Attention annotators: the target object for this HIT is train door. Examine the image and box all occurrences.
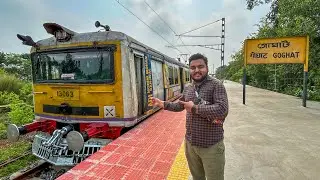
[134,54,144,115]
[179,68,184,93]
[151,60,164,100]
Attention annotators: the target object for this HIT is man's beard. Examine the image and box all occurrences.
[192,73,207,83]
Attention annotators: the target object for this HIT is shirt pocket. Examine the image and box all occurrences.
[185,90,196,102]
[200,89,214,104]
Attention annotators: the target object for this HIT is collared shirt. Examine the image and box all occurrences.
[164,75,229,147]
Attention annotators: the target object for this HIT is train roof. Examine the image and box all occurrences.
[36,26,189,68]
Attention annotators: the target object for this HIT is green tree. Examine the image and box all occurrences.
[222,0,320,101]
[0,52,32,81]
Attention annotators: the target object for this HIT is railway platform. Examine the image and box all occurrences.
[57,108,188,180]
[57,80,320,180]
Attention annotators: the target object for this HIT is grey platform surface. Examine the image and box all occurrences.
[224,81,320,180]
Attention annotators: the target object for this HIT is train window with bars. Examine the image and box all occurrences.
[185,70,188,82]
[186,71,190,82]
[168,66,174,85]
[174,68,178,84]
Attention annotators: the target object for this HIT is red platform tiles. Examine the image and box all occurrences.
[57,109,186,180]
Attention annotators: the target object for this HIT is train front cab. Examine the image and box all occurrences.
[7,40,132,166]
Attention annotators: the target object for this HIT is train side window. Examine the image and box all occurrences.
[174,68,178,84]
[185,70,187,82]
[169,66,174,85]
[185,71,190,82]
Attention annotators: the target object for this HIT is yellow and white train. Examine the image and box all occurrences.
[7,21,190,166]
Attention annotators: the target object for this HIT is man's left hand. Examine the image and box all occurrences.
[178,100,194,112]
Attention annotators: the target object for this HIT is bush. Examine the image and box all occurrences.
[0,73,23,95]
[19,83,33,105]
[0,123,6,130]
[0,113,9,140]
[230,69,243,82]
[0,92,20,105]
[0,123,6,139]
[8,98,34,126]
[309,87,320,101]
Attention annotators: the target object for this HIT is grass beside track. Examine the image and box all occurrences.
[0,140,39,178]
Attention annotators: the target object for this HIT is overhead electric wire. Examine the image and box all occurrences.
[177,36,191,54]
[143,0,222,54]
[177,35,222,38]
[114,0,186,57]
[144,0,191,54]
[144,0,177,35]
[167,44,221,47]
[178,19,222,36]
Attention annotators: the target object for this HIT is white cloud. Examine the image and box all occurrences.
[112,0,270,70]
[1,0,96,53]
[0,0,270,72]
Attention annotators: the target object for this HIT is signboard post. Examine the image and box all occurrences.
[243,36,309,107]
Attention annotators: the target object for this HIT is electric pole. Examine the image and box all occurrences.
[221,18,225,82]
[165,18,225,79]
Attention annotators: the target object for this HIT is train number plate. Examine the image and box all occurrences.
[53,89,79,100]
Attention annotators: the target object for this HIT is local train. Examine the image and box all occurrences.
[7,21,190,166]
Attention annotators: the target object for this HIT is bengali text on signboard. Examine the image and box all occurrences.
[245,36,308,65]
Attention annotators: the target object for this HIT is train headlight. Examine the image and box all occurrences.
[66,131,84,152]
[7,124,20,141]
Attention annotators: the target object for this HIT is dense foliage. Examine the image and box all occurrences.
[217,0,320,101]
[0,52,34,138]
[0,53,38,179]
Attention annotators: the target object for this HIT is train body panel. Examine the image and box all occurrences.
[9,22,191,166]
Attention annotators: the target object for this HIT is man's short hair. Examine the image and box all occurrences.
[188,53,208,66]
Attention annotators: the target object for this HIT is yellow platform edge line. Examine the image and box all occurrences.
[167,140,190,180]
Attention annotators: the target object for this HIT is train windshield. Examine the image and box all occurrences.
[32,50,114,83]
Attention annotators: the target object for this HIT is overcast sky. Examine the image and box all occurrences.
[0,0,270,72]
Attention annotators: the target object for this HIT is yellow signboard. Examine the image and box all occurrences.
[243,36,310,107]
[245,36,309,66]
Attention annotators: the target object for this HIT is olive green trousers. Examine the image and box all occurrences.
[185,139,225,180]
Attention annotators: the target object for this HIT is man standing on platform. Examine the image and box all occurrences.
[152,53,229,180]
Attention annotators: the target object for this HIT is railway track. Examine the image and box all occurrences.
[0,151,32,169]
[4,160,70,180]
[7,160,49,180]
[0,151,70,180]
